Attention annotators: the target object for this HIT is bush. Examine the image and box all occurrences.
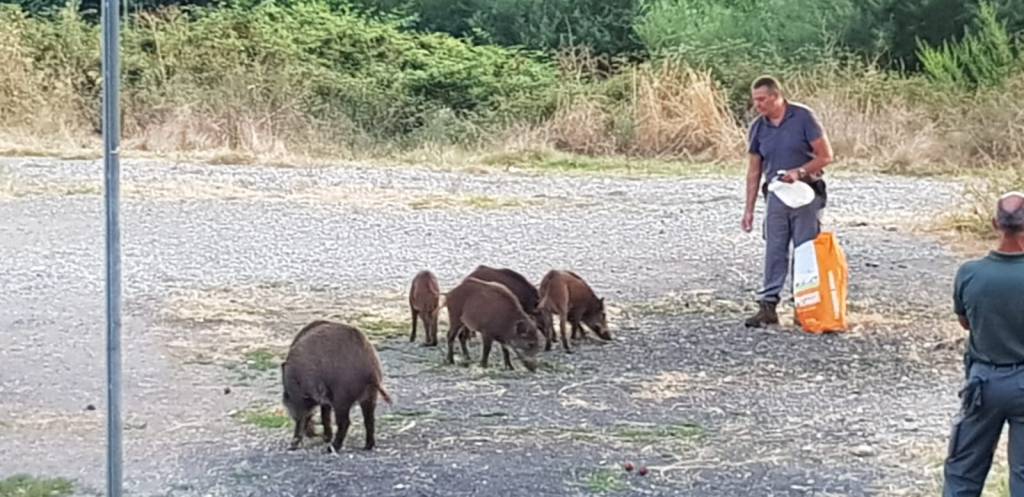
[632,0,858,112]
[0,0,561,154]
[348,0,644,58]
[917,0,1021,90]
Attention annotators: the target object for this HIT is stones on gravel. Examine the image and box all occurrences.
[850,445,877,458]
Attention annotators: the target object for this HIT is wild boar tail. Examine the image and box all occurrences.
[376,384,393,405]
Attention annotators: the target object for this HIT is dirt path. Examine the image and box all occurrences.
[0,157,971,496]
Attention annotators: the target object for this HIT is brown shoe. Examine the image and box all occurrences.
[744,301,779,327]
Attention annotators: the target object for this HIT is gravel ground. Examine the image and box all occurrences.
[0,156,974,496]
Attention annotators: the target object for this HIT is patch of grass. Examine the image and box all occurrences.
[478,149,740,178]
[349,313,409,342]
[234,407,290,430]
[207,152,257,166]
[58,151,101,161]
[581,468,628,494]
[0,147,53,158]
[408,194,529,210]
[242,348,279,371]
[940,167,1024,239]
[225,349,282,383]
[0,474,75,497]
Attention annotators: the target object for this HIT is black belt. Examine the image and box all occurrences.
[973,359,1024,370]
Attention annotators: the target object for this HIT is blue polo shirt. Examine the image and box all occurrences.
[747,101,824,180]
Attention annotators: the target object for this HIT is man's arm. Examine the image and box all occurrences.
[745,153,763,215]
[801,135,833,177]
[784,109,833,182]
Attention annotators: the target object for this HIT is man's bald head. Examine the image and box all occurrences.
[996,191,1024,234]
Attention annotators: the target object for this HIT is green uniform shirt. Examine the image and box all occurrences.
[955,251,1024,365]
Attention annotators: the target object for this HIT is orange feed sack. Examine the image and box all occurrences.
[792,231,849,333]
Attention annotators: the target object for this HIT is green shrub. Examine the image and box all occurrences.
[0,0,561,152]
[917,0,1021,90]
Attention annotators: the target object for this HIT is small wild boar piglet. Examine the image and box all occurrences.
[443,277,544,371]
[465,264,554,350]
[538,270,610,353]
[409,270,441,346]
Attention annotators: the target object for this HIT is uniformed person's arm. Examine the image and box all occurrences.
[954,266,971,331]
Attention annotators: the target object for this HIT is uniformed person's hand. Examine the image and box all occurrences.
[741,210,754,232]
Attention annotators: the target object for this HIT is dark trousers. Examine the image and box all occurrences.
[943,361,1024,497]
[756,185,824,304]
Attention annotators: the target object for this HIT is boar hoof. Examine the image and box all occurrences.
[288,440,301,451]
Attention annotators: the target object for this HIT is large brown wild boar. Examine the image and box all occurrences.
[281,320,393,452]
[465,265,554,349]
[538,270,610,353]
[443,277,543,371]
[408,270,441,346]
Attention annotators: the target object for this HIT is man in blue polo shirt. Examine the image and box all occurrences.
[742,75,834,327]
[943,192,1024,497]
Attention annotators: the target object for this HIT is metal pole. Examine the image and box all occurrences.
[101,0,122,491]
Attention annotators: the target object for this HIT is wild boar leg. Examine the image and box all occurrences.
[320,404,333,443]
[427,310,439,346]
[458,326,471,360]
[480,335,493,368]
[572,319,586,340]
[543,312,554,351]
[360,394,377,450]
[328,398,353,453]
[409,308,419,343]
[303,410,316,438]
[501,344,515,370]
[289,407,311,450]
[446,324,460,364]
[559,313,572,353]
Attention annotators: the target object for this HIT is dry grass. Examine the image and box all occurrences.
[0,169,565,211]
[939,167,1024,238]
[407,194,534,210]
[475,148,742,178]
[157,282,413,367]
[621,290,758,318]
[542,59,745,163]
[625,61,746,160]
[884,435,1010,497]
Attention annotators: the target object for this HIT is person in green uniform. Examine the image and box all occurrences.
[943,191,1024,497]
